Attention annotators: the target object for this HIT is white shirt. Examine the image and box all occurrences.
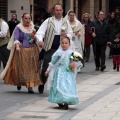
[0,19,9,38]
[35,16,73,42]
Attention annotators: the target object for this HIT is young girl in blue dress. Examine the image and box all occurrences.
[45,37,79,110]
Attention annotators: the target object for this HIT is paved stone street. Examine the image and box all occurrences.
[0,47,120,120]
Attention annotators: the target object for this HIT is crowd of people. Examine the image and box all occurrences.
[0,3,120,110]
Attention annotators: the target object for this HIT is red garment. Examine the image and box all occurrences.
[84,25,92,45]
[113,56,120,67]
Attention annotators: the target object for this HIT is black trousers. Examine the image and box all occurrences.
[84,45,91,61]
[93,44,107,68]
[40,48,57,84]
[0,44,10,68]
[109,46,113,57]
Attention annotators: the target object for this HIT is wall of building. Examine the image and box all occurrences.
[80,0,108,20]
[48,0,62,8]
[94,0,99,13]
[8,0,30,21]
[89,0,95,20]
[7,0,109,22]
[81,0,90,14]
[102,0,108,16]
[65,0,71,14]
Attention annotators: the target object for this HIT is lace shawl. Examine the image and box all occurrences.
[47,47,74,90]
[65,10,85,50]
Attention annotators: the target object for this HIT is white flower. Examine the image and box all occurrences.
[73,52,79,57]
[61,26,66,31]
[79,53,83,58]
[74,52,82,58]
[70,56,73,59]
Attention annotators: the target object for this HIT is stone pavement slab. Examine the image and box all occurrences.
[72,88,120,120]
[1,70,120,120]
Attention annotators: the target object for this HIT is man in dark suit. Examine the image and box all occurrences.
[89,11,109,71]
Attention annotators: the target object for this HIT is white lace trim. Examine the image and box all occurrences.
[47,56,64,90]
[17,22,35,34]
[47,63,54,72]
[14,40,20,45]
[57,69,78,98]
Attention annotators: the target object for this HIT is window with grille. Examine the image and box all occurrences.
[0,0,7,21]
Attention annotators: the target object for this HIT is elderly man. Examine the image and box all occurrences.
[35,3,73,93]
[0,14,10,68]
[89,11,109,71]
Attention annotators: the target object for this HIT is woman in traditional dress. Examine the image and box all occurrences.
[0,13,42,93]
[65,10,85,72]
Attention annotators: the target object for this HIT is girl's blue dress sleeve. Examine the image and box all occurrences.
[51,56,60,64]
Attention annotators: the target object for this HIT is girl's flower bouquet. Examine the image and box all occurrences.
[69,51,83,72]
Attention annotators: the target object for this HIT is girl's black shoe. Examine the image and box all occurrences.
[64,103,68,110]
[58,103,64,107]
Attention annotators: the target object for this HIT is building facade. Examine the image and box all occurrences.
[0,0,120,23]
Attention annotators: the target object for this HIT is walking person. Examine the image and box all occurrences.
[8,13,20,37]
[108,33,120,71]
[107,11,120,58]
[89,11,109,71]
[65,10,84,56]
[115,7,120,23]
[0,13,42,93]
[0,14,10,68]
[35,3,73,93]
[65,10,84,72]
[45,37,80,110]
[82,13,92,62]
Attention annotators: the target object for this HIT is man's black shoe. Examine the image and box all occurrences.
[38,85,44,93]
[95,67,99,71]
[101,65,106,71]
[17,86,21,90]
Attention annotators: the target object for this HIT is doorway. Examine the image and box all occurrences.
[34,0,48,26]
